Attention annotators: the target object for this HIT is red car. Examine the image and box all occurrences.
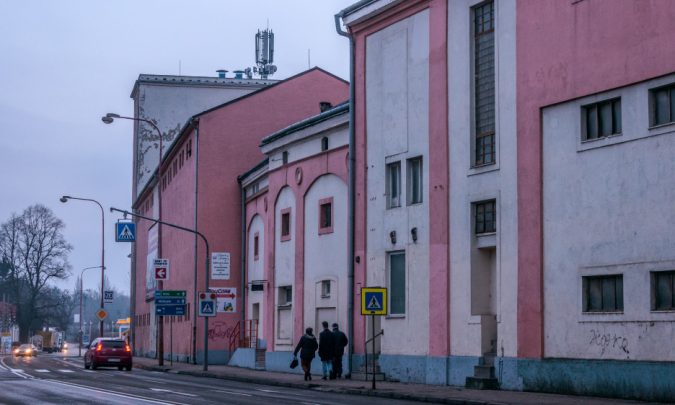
[84,338,132,371]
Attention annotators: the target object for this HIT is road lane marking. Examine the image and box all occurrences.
[36,369,50,373]
[150,388,198,397]
[212,389,252,397]
[59,369,75,373]
[41,379,189,405]
[257,389,281,393]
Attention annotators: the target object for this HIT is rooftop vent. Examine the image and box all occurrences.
[216,69,228,79]
[233,70,245,79]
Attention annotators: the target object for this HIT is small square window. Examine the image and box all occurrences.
[253,232,259,261]
[582,98,622,141]
[278,286,292,306]
[321,280,331,298]
[650,84,675,127]
[321,137,329,151]
[583,275,623,313]
[651,271,675,311]
[318,197,333,235]
[280,208,291,242]
[282,151,289,165]
[187,139,192,158]
[386,161,401,209]
[474,200,496,235]
[407,157,423,205]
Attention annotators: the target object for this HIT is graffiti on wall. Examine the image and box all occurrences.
[589,329,629,357]
[208,322,233,340]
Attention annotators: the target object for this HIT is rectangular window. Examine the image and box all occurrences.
[389,252,406,315]
[278,286,292,306]
[253,232,259,261]
[318,197,333,235]
[583,275,623,313]
[280,208,291,242]
[650,84,675,126]
[583,98,622,141]
[473,0,496,166]
[407,157,423,205]
[386,161,401,208]
[321,280,331,298]
[321,137,329,151]
[475,200,496,234]
[652,271,675,311]
[282,151,289,165]
[186,139,192,158]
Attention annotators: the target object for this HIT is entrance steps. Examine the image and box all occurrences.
[465,352,499,390]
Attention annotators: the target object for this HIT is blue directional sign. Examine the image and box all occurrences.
[156,298,186,305]
[155,304,186,316]
[115,222,136,242]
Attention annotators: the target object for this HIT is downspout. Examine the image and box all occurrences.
[192,120,200,364]
[239,178,247,348]
[335,12,356,378]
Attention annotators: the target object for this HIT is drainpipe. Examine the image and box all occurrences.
[192,120,200,364]
[335,12,355,378]
[239,178,247,348]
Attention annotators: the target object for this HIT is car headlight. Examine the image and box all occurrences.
[26,349,31,353]
[13,349,18,353]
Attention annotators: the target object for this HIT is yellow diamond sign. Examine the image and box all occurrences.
[96,309,108,321]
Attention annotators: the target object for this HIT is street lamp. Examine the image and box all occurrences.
[103,112,166,365]
[60,195,105,338]
[78,266,102,357]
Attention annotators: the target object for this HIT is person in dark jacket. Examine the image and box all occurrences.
[293,327,318,381]
[318,321,336,380]
[332,323,348,379]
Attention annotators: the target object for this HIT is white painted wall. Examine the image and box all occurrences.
[303,174,349,337]
[365,10,430,356]
[134,80,269,196]
[274,186,296,350]
[542,74,675,361]
[447,0,518,358]
[247,214,265,341]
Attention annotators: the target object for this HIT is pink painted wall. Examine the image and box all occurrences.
[516,0,675,358]
[192,68,348,353]
[348,0,448,356]
[265,146,349,349]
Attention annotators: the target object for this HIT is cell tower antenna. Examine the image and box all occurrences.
[254,28,277,79]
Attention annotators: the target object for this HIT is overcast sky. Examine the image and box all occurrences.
[0,0,354,296]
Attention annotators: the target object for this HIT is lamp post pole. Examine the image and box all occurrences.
[60,196,105,338]
[103,113,165,366]
[78,266,102,357]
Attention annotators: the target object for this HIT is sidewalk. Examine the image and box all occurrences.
[132,357,658,405]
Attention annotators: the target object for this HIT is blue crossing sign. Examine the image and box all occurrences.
[361,287,387,316]
[198,292,217,317]
[115,222,136,242]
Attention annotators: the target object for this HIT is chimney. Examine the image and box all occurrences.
[233,70,245,79]
[216,70,228,79]
[319,101,332,112]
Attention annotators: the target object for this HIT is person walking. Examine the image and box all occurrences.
[293,327,318,381]
[318,321,335,380]
[332,323,348,379]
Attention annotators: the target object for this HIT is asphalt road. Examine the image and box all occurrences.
[0,348,425,405]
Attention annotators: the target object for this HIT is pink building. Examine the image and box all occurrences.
[338,0,675,400]
[131,68,349,364]
[236,102,350,372]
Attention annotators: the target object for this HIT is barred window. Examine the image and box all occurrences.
[473,1,495,166]
[583,275,623,313]
[583,98,622,141]
[475,200,496,235]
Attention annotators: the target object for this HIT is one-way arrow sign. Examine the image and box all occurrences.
[153,258,169,280]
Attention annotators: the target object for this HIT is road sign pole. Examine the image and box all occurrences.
[372,314,376,390]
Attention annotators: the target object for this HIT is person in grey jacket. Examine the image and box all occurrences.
[294,327,318,381]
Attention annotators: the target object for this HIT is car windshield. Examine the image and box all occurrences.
[19,344,31,349]
[102,340,126,348]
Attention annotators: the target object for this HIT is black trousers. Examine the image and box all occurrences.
[333,355,343,377]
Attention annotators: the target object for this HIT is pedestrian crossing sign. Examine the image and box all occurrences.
[199,295,217,317]
[115,221,136,242]
[361,287,387,316]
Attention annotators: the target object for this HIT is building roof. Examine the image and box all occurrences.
[130,74,277,98]
[237,158,269,185]
[260,101,349,147]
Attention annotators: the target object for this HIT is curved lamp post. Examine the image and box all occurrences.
[103,112,166,366]
[78,265,102,357]
[60,195,105,339]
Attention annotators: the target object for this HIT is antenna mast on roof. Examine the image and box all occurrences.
[253,28,277,79]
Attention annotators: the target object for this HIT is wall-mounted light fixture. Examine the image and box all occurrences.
[411,227,418,243]
[389,230,397,244]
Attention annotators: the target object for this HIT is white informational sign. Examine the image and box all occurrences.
[145,224,158,299]
[153,258,170,280]
[104,290,114,304]
[211,252,230,280]
[74,314,80,323]
[209,287,237,313]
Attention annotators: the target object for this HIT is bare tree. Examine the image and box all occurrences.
[0,205,72,341]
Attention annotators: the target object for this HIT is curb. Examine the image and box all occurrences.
[134,362,504,405]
